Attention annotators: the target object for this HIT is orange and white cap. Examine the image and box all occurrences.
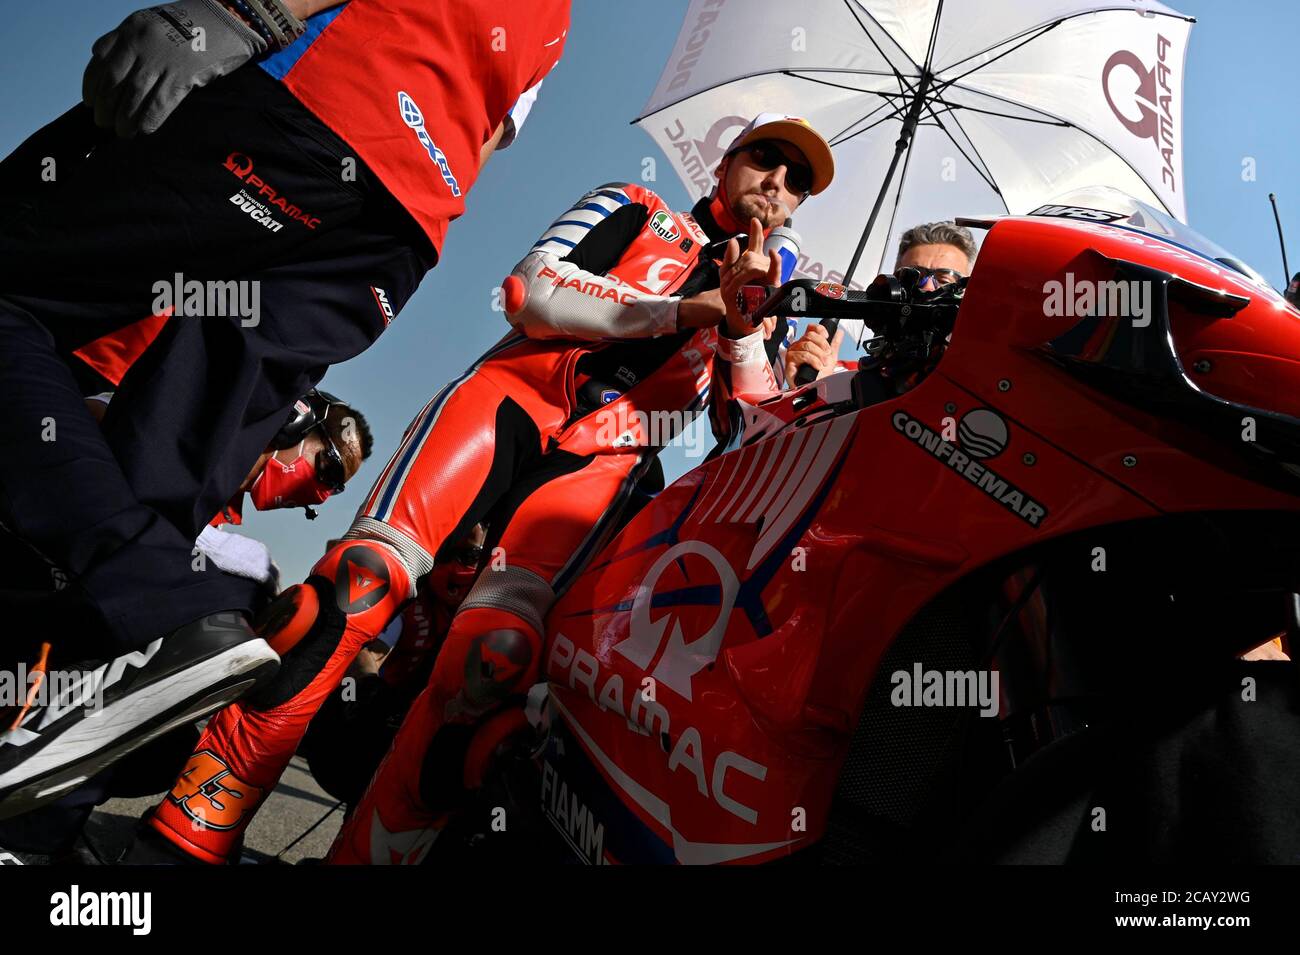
[724,112,835,195]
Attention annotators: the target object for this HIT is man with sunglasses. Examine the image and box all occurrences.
[719,220,979,407]
[894,221,977,291]
[232,390,365,520]
[131,112,834,865]
[775,220,978,387]
[189,390,369,623]
[77,387,369,528]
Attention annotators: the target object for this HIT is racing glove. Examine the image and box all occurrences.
[82,1,270,138]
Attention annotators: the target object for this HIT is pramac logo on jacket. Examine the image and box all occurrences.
[224,152,255,179]
[221,152,321,231]
[536,265,639,305]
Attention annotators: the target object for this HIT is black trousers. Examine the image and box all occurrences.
[0,66,435,652]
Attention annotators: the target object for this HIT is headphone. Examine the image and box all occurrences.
[271,389,342,451]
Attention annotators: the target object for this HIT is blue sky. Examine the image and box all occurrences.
[2,0,1297,584]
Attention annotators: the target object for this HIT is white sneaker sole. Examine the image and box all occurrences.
[0,638,278,819]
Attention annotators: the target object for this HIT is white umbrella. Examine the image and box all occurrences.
[636,0,1194,290]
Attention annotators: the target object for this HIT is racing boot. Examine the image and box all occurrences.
[143,538,412,863]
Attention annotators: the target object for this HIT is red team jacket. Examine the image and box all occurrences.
[75,0,571,394]
[258,0,571,253]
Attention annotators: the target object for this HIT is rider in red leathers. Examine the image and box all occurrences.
[136,113,834,865]
[299,528,486,805]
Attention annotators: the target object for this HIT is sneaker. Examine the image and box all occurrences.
[0,842,97,865]
[0,612,278,819]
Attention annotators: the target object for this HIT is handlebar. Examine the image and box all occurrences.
[739,275,964,336]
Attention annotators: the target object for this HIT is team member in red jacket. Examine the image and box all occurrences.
[0,0,570,815]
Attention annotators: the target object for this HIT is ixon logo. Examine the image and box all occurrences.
[398,92,462,197]
[372,286,395,326]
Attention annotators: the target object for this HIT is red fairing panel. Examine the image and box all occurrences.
[542,215,1300,863]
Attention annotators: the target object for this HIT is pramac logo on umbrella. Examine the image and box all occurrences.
[1102,34,1180,194]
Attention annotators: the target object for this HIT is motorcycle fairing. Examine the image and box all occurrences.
[1041,252,1300,491]
[541,213,1300,863]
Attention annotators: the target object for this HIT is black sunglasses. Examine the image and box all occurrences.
[740,140,813,196]
[896,265,966,288]
[308,396,349,493]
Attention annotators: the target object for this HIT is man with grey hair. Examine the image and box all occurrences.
[780,220,978,384]
[895,221,978,290]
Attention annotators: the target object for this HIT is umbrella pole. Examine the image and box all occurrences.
[843,72,932,287]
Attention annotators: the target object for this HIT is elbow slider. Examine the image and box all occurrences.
[502,275,526,316]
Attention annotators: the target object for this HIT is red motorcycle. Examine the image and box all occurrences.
[439,197,1300,864]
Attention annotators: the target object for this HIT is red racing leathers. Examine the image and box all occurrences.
[145,183,776,864]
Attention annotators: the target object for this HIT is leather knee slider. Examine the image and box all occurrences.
[311,537,414,625]
[255,582,320,657]
[441,607,540,712]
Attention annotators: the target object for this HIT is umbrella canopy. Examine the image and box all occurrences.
[636,0,1194,287]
